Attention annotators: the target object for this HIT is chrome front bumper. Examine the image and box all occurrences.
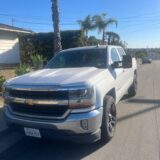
[4,106,103,134]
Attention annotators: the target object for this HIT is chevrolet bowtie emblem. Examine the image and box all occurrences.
[25,99,34,105]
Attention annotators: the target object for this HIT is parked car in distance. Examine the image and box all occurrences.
[142,57,152,64]
[2,45,137,144]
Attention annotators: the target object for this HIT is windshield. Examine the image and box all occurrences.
[45,49,107,69]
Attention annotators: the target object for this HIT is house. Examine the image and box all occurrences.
[0,23,32,65]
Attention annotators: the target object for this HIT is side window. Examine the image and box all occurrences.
[111,48,120,63]
[117,48,126,59]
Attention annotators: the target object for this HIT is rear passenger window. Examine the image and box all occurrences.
[111,48,120,63]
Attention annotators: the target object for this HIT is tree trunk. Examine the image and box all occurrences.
[86,30,88,37]
[52,0,62,54]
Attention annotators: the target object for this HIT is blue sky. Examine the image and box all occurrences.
[0,0,160,48]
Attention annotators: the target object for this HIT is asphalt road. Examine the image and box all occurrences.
[0,61,160,160]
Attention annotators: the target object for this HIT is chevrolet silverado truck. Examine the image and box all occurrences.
[2,45,137,143]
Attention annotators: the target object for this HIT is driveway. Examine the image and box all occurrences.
[0,97,7,132]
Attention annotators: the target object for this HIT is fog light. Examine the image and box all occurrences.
[81,119,88,130]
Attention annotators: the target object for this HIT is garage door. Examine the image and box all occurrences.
[0,31,20,64]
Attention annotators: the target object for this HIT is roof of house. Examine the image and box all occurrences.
[0,23,32,34]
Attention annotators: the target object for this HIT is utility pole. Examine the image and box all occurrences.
[12,18,15,26]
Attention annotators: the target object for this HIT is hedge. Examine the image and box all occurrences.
[19,30,84,64]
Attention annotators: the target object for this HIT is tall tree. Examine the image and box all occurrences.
[51,0,62,53]
[77,15,95,37]
[92,13,118,44]
[105,31,120,45]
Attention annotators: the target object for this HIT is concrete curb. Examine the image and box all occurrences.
[0,129,24,154]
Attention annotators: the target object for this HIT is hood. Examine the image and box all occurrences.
[7,67,106,87]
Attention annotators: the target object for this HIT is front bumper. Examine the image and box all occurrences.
[4,106,103,143]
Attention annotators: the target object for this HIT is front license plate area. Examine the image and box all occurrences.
[24,127,41,138]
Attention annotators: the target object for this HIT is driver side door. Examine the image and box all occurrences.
[109,47,126,102]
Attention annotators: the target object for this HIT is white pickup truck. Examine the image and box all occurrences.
[3,45,137,143]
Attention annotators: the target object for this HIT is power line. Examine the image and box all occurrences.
[0,13,49,19]
[7,16,160,27]
[0,12,160,26]
[116,11,160,20]
[118,20,160,28]
[0,11,160,34]
[0,11,160,22]
[14,19,78,26]
[120,24,160,36]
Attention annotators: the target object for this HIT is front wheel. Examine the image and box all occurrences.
[100,96,117,144]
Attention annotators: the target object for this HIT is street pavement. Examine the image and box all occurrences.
[0,97,7,132]
[0,61,160,160]
[0,96,24,154]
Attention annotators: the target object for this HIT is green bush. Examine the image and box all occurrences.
[0,76,6,92]
[15,64,30,76]
[19,30,84,64]
[31,54,46,69]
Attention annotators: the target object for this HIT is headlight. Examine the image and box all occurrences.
[69,87,95,109]
[2,82,9,98]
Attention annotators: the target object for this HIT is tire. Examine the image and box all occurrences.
[100,96,117,144]
[128,73,137,97]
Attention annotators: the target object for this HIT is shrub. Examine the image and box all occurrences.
[0,76,6,92]
[19,30,84,64]
[15,64,30,76]
[31,54,46,69]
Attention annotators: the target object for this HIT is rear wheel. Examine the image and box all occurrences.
[100,96,117,144]
[128,73,137,97]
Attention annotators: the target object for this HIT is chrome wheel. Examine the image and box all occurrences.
[101,96,117,143]
[107,104,116,134]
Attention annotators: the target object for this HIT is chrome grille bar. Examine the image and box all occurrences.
[6,96,68,106]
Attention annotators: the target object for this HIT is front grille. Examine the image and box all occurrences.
[7,89,69,119]
[9,90,69,100]
[9,103,68,118]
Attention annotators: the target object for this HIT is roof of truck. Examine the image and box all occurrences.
[62,45,121,52]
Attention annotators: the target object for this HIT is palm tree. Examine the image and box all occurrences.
[105,32,120,45]
[51,0,62,53]
[92,13,118,44]
[77,15,95,37]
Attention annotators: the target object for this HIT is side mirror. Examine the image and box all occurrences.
[111,61,123,69]
[122,55,132,68]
